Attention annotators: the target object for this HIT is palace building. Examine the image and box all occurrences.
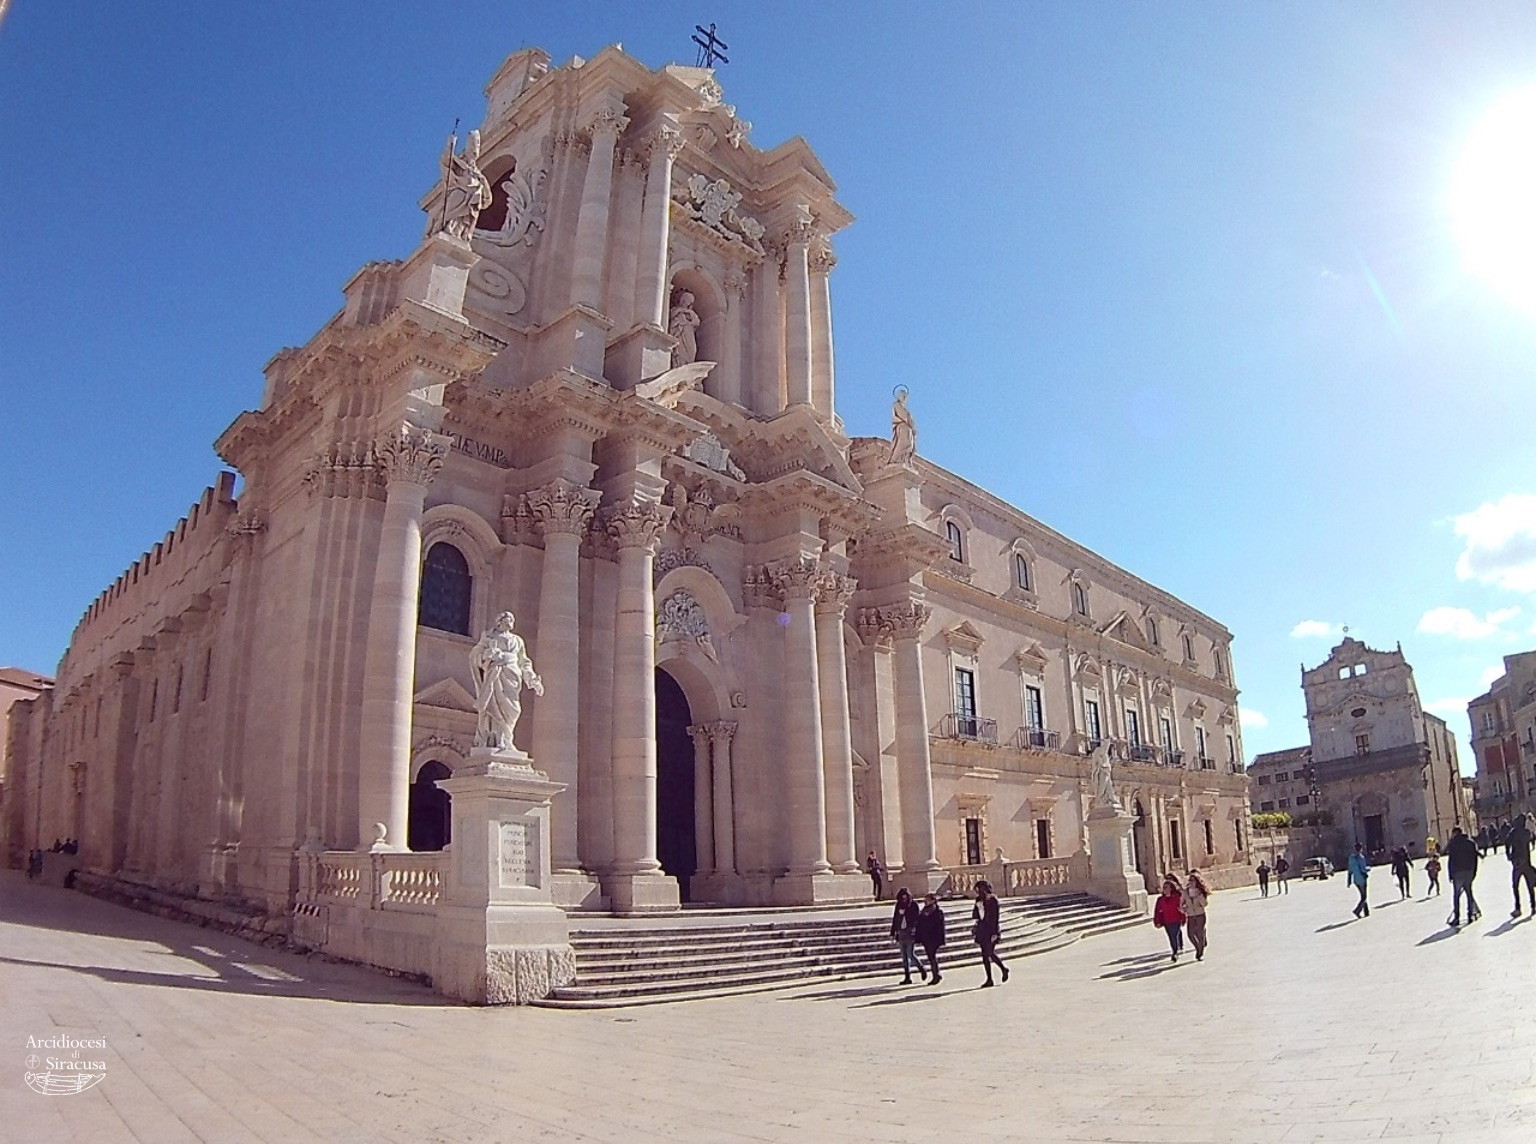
[4,45,1252,949]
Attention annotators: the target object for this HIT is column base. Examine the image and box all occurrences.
[770,871,871,906]
[551,871,608,911]
[604,872,680,915]
[889,867,950,900]
[688,871,744,905]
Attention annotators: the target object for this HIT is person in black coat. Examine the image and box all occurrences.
[1446,826,1481,926]
[915,893,947,984]
[890,888,926,983]
[972,880,1009,987]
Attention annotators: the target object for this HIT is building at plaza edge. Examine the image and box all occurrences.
[2,44,1253,1002]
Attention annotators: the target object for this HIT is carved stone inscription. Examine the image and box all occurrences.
[498,820,536,888]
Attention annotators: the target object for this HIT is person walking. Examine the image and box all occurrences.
[1153,875,1187,961]
[971,881,1009,987]
[915,893,947,984]
[1348,843,1371,918]
[1181,870,1211,961]
[1477,825,1491,857]
[1256,859,1271,898]
[890,888,926,984]
[1446,826,1481,926]
[1506,812,1535,919]
[1391,846,1412,900]
[1274,855,1291,895]
[1425,851,1442,897]
[867,850,884,901]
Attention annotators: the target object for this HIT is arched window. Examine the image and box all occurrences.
[419,543,472,635]
[945,521,964,563]
[1182,633,1195,662]
[1014,553,1032,591]
[1072,582,1089,617]
[407,760,452,852]
[1145,617,1159,647]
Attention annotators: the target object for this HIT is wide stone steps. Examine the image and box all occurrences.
[538,892,1140,1008]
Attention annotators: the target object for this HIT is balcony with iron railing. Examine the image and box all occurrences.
[1198,755,1216,770]
[1165,748,1186,768]
[1126,744,1159,764]
[938,712,999,744]
[1009,725,1062,751]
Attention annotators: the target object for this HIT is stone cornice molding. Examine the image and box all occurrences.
[375,425,448,489]
[523,479,601,538]
[603,501,671,552]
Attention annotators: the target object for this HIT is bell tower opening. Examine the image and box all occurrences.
[655,667,698,901]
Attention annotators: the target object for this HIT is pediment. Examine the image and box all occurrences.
[1186,698,1208,721]
[1099,610,1152,653]
[1013,642,1049,674]
[414,678,477,713]
[942,622,985,655]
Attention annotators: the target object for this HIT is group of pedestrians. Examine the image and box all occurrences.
[1151,870,1211,962]
[1254,857,1290,897]
[887,880,1011,988]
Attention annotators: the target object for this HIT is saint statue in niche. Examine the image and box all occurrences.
[469,611,543,752]
[889,386,917,465]
[439,129,493,242]
[669,290,701,367]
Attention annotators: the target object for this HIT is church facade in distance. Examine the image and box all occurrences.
[5,46,1252,992]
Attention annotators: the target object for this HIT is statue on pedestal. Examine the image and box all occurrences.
[439,129,493,242]
[889,386,916,465]
[469,611,543,752]
[1089,740,1121,813]
[668,290,701,367]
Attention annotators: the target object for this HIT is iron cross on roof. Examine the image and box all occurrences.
[692,23,729,67]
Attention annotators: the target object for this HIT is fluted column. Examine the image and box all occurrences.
[721,271,746,406]
[782,213,815,406]
[525,478,600,873]
[815,570,859,874]
[752,257,781,414]
[571,106,629,310]
[605,501,672,877]
[689,724,715,875]
[635,121,685,326]
[358,426,445,851]
[889,601,940,871]
[809,240,837,417]
[774,557,832,876]
[709,720,737,873]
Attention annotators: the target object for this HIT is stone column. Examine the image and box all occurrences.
[689,724,715,875]
[815,570,859,874]
[709,720,737,874]
[721,271,746,406]
[635,121,685,327]
[571,106,629,310]
[775,557,832,876]
[752,257,781,414]
[782,215,815,407]
[809,240,837,417]
[524,479,600,874]
[358,426,445,851]
[603,501,678,912]
[889,601,942,877]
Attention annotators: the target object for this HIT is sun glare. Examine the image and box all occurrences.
[1450,87,1537,311]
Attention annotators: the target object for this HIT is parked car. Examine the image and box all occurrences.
[1298,856,1335,880]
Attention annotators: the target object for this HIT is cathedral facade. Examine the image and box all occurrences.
[4,46,1252,927]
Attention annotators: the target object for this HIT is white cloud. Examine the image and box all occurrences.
[1290,620,1343,639]
[1453,493,1537,593]
[1479,663,1505,688]
[1239,708,1269,730]
[1426,697,1470,717]
[1416,605,1522,640]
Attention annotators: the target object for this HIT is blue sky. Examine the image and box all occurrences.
[1,2,1533,767]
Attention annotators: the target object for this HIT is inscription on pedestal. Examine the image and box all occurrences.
[498,820,536,887]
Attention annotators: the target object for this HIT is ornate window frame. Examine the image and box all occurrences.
[1003,537,1039,608]
[420,505,502,641]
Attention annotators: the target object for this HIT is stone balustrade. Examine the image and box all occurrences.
[941,852,1092,899]
[302,849,444,913]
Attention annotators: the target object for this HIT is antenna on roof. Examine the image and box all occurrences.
[692,23,729,67]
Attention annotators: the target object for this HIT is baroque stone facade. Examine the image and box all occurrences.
[1467,650,1536,830]
[3,44,1254,932]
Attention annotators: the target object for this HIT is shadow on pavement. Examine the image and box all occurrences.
[1101,952,1168,967]
[1314,920,1357,933]
[1098,959,1185,981]
[783,983,894,1002]
[1482,916,1529,938]
[851,990,952,1009]
[1415,927,1463,946]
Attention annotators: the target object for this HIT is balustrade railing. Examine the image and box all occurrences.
[1009,726,1061,751]
[1127,744,1158,763]
[941,852,1091,899]
[301,849,445,913]
[939,712,999,744]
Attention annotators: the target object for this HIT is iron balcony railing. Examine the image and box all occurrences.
[1198,755,1216,770]
[939,712,998,744]
[1127,744,1159,763]
[1165,749,1186,768]
[1009,726,1061,751]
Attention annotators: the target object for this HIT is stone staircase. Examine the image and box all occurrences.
[538,892,1142,1008]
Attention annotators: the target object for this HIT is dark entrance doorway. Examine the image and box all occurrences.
[1362,813,1385,857]
[408,760,452,851]
[654,668,697,901]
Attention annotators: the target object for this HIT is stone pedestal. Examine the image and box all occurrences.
[603,323,676,389]
[397,232,478,318]
[605,872,680,915]
[433,750,576,1004]
[1086,808,1149,915]
[771,871,871,906]
[889,867,951,900]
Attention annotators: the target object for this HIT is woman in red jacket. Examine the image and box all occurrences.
[1152,874,1187,962]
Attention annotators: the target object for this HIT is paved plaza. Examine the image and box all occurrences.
[1,866,1532,1143]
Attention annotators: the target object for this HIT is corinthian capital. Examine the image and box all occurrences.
[813,569,856,615]
[769,555,822,600]
[603,501,671,552]
[648,123,686,161]
[375,426,447,489]
[586,106,630,141]
[809,239,837,275]
[884,600,931,639]
[523,479,601,538]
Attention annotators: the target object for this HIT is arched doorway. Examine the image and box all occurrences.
[1132,799,1156,892]
[654,668,697,901]
[408,760,452,852]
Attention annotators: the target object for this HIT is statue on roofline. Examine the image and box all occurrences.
[439,129,493,242]
[889,386,916,466]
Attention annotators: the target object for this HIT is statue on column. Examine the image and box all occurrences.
[669,289,701,366]
[889,385,917,465]
[469,611,544,751]
[439,129,494,242]
[1089,740,1121,812]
